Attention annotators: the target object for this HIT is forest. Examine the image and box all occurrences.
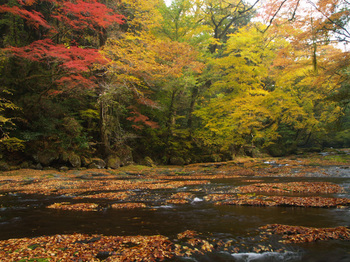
[0,0,349,170]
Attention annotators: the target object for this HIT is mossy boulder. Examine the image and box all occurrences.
[107,155,121,169]
[170,156,185,166]
[143,156,156,167]
[0,161,9,171]
[81,156,92,167]
[88,158,106,169]
[36,151,59,166]
[114,145,133,166]
[68,153,81,168]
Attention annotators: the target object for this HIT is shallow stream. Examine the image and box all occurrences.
[0,165,350,261]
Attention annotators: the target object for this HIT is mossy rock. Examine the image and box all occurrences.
[89,158,106,169]
[143,156,156,167]
[37,151,59,166]
[107,155,121,169]
[81,156,92,167]
[170,157,185,166]
[68,153,81,168]
[0,161,9,171]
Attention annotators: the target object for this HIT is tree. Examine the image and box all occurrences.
[0,0,124,158]
[194,23,284,155]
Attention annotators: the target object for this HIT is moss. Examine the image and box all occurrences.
[0,137,25,152]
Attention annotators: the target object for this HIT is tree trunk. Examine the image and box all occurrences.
[187,86,199,133]
[99,91,111,157]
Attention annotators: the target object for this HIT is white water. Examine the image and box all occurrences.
[231,251,302,262]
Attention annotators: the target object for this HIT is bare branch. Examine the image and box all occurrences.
[307,0,350,40]
[262,0,289,33]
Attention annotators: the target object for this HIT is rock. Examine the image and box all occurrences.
[81,156,92,167]
[88,163,99,169]
[114,145,133,166]
[89,158,106,169]
[0,161,9,171]
[35,163,43,170]
[68,153,81,168]
[59,166,69,172]
[143,156,156,167]
[43,167,55,170]
[107,155,121,169]
[20,161,30,169]
[37,151,59,166]
[170,156,185,166]
[60,152,69,163]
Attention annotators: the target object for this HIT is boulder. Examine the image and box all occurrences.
[81,156,92,167]
[107,155,121,169]
[88,158,106,169]
[114,145,133,166]
[60,151,69,163]
[20,161,30,169]
[35,163,43,170]
[170,156,185,166]
[0,161,9,171]
[37,151,59,166]
[60,166,69,172]
[143,156,155,167]
[68,153,81,168]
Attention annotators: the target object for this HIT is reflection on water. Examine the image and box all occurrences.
[0,174,350,261]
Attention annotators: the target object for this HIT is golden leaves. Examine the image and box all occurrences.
[0,233,174,262]
[47,202,99,212]
[259,224,350,243]
[111,203,147,209]
[74,191,135,201]
[237,182,345,194]
[166,192,196,204]
[213,194,350,208]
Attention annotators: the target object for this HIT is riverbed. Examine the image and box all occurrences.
[0,152,349,261]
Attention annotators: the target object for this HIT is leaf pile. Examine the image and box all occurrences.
[74,191,135,200]
[47,202,99,212]
[111,203,147,209]
[215,195,350,208]
[0,177,209,196]
[237,182,345,194]
[0,233,174,261]
[0,230,229,261]
[259,224,350,243]
[166,192,196,204]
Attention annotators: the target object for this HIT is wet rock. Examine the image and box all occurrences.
[68,153,81,168]
[107,155,121,169]
[59,166,69,172]
[96,251,113,260]
[88,158,106,169]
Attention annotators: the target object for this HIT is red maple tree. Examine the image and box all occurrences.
[1,0,124,90]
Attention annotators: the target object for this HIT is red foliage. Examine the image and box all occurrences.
[1,0,124,91]
[52,0,124,32]
[0,5,50,29]
[8,39,108,72]
[0,0,124,32]
[127,107,159,129]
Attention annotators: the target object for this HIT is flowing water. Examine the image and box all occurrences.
[0,165,350,261]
